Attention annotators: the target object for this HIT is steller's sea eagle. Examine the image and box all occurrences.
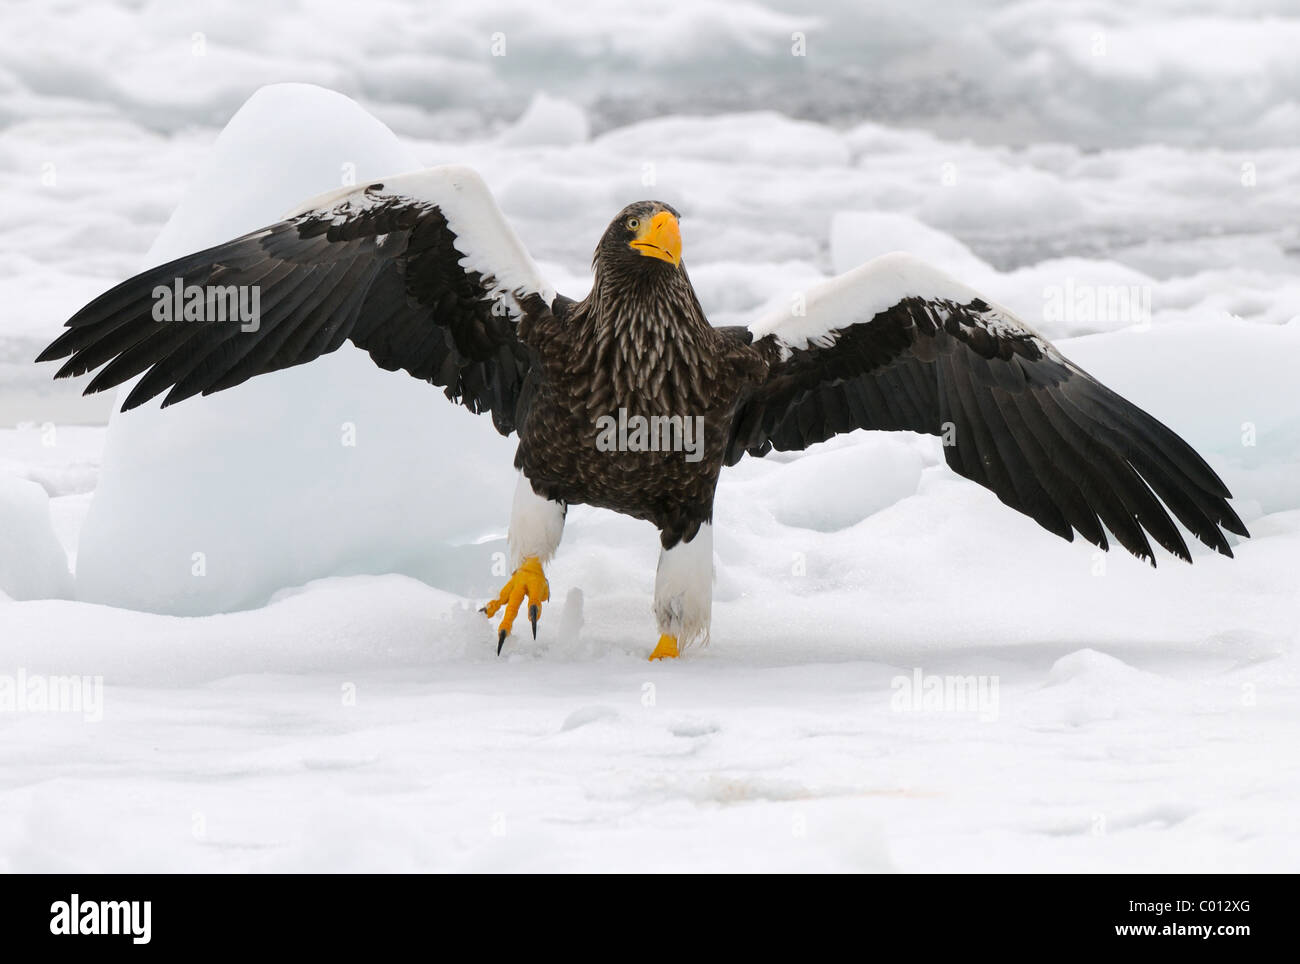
[37,166,1249,659]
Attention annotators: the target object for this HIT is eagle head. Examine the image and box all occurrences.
[595,201,683,272]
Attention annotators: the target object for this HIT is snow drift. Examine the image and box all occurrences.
[0,476,73,601]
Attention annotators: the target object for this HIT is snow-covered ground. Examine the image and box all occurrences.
[1,1,1298,872]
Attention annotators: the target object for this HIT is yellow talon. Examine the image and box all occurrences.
[648,634,679,661]
[482,556,549,653]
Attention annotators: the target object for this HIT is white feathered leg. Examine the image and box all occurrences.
[485,473,566,652]
[650,523,713,659]
[507,472,566,569]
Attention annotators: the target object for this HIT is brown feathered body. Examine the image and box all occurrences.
[516,210,768,548]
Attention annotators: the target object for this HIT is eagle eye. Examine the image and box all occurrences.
[626,217,640,231]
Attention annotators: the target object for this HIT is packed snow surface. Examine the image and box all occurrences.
[2,1,1299,871]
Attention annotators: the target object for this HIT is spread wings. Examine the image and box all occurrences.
[727,252,1247,564]
[36,165,555,435]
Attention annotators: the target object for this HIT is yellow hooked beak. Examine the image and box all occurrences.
[629,210,682,266]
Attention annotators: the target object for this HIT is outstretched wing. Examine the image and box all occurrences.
[37,165,556,435]
[727,252,1247,564]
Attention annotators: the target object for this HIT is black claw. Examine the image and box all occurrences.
[497,628,507,655]
[529,604,540,639]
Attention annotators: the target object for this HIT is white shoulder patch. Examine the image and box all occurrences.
[749,251,1048,351]
[283,165,556,313]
